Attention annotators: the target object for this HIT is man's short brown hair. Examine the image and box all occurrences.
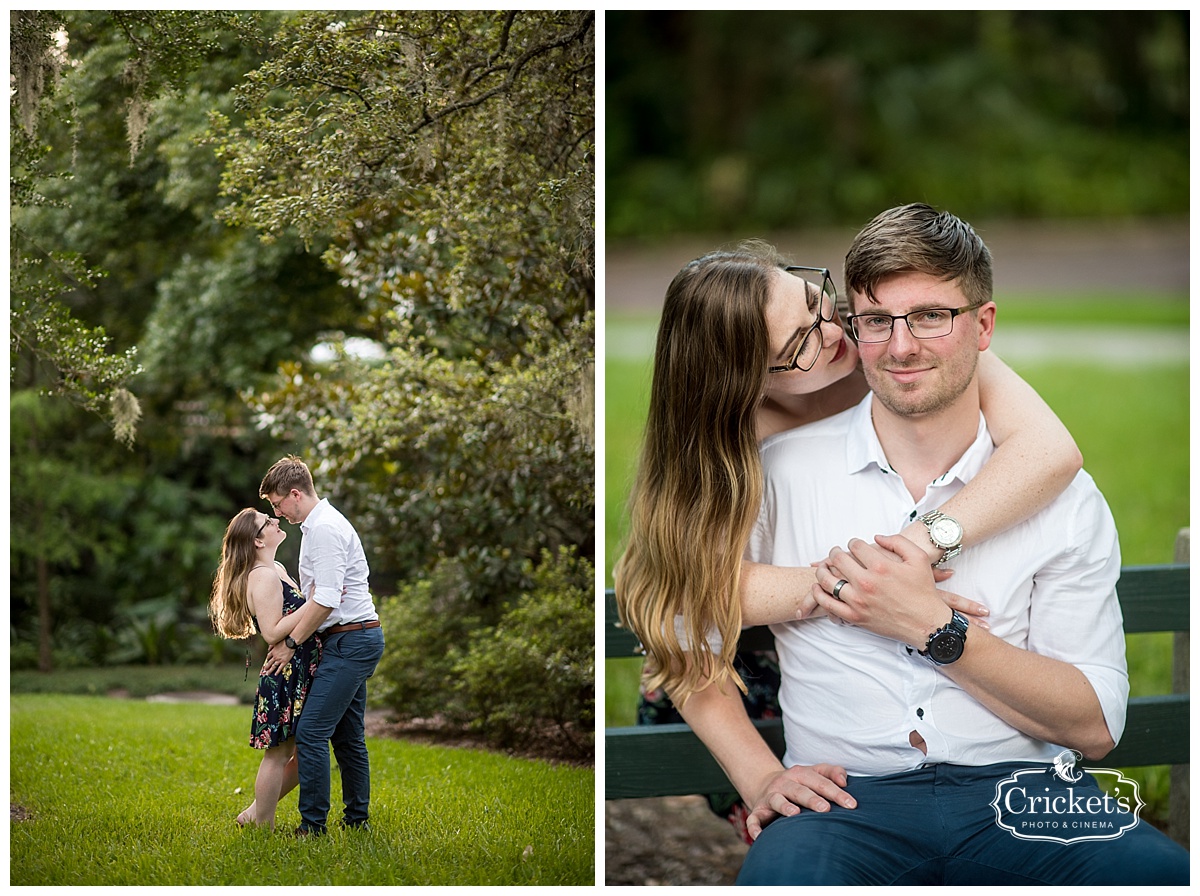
[259,455,315,500]
[844,203,993,311]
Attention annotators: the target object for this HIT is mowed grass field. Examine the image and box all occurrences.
[10,694,594,886]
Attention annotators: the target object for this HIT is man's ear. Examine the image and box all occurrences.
[975,301,997,352]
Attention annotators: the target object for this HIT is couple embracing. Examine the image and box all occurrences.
[210,456,385,836]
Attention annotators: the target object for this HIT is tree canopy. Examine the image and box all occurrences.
[10,6,595,730]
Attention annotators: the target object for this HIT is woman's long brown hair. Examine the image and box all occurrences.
[209,508,264,639]
[614,246,778,705]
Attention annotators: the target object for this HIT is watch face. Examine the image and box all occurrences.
[930,518,962,547]
[929,631,964,664]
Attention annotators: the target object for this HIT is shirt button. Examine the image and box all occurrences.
[916,707,925,719]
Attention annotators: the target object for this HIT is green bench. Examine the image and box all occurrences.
[605,530,1189,849]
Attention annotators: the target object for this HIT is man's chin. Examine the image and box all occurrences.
[869,383,937,418]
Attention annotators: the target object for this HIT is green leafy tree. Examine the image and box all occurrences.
[9,11,336,664]
[10,10,260,444]
[9,391,127,670]
[606,10,1188,235]
[212,10,596,602]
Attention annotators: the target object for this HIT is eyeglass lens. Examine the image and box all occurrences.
[790,274,836,371]
[852,308,960,343]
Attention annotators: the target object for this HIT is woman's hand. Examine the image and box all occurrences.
[745,763,857,841]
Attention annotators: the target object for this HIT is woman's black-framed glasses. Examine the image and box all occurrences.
[256,515,271,537]
[768,266,838,373]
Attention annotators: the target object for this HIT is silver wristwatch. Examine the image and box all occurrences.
[918,510,963,567]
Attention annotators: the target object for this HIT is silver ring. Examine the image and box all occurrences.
[832,579,848,599]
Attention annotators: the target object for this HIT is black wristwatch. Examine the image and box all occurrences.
[919,610,968,665]
[284,635,298,650]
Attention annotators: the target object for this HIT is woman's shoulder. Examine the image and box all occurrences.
[247,565,283,594]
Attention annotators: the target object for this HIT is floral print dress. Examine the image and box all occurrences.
[249,579,321,749]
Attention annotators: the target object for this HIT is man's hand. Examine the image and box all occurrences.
[812,534,978,646]
[263,639,296,674]
[812,540,990,630]
[745,763,857,840]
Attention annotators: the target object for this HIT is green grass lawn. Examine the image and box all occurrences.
[603,298,1188,825]
[10,694,594,886]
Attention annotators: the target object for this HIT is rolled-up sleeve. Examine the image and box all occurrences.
[1026,481,1129,744]
[305,523,348,611]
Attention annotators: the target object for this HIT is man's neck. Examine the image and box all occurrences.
[869,392,980,502]
[296,493,321,523]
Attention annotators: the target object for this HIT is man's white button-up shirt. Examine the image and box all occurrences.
[299,498,376,632]
[747,395,1128,777]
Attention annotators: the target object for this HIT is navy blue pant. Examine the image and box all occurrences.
[737,762,1189,885]
[295,626,385,832]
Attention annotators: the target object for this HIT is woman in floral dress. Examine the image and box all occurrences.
[210,507,321,830]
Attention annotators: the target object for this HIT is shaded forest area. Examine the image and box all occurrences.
[606,10,1187,238]
[11,11,595,754]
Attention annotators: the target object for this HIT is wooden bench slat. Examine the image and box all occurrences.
[605,721,784,800]
[604,694,1189,799]
[1113,564,1190,632]
[1105,694,1190,768]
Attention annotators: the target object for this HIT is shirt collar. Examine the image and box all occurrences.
[300,497,330,534]
[846,394,994,490]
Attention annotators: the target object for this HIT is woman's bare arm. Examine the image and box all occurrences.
[248,570,302,644]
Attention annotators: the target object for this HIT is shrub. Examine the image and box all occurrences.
[454,547,595,756]
[373,563,480,721]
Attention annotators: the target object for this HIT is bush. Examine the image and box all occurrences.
[373,563,480,721]
[373,547,595,758]
[454,547,595,756]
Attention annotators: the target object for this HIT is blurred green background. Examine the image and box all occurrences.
[607,10,1187,237]
[602,9,1188,825]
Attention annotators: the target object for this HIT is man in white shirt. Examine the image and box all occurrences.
[261,455,384,837]
[681,205,1188,884]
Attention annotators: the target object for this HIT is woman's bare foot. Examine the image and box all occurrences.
[236,804,257,827]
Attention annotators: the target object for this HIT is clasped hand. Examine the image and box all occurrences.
[812,533,989,645]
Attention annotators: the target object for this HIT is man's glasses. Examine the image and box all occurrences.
[848,304,982,344]
[768,266,838,373]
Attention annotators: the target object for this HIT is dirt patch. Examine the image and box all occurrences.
[604,796,748,885]
[364,712,593,768]
[11,804,33,822]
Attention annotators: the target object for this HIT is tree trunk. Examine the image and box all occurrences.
[36,552,53,673]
